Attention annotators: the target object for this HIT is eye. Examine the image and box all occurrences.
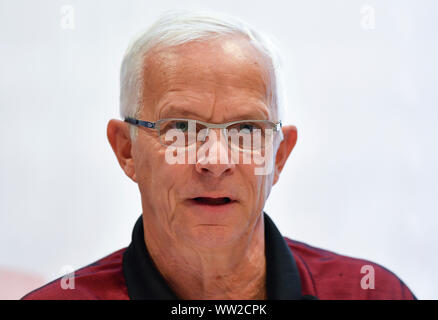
[239,123,255,133]
[172,121,189,132]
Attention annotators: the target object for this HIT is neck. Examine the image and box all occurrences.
[143,213,267,300]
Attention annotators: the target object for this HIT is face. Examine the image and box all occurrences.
[109,35,296,249]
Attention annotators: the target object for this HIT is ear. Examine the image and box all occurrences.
[273,125,298,185]
[107,119,137,182]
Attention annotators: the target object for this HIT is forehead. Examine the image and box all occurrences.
[140,35,274,119]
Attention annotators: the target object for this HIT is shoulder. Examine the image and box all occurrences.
[21,248,129,300]
[285,238,416,300]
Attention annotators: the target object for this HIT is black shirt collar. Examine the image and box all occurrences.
[123,212,307,300]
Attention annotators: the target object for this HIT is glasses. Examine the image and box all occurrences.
[124,117,283,152]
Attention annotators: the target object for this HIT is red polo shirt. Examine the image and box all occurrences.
[22,213,416,300]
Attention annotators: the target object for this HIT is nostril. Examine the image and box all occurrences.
[195,159,235,177]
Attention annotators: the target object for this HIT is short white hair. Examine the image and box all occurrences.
[120,10,286,134]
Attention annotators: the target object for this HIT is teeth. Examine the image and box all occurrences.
[194,197,231,205]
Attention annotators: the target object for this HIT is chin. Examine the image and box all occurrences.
[184,225,240,249]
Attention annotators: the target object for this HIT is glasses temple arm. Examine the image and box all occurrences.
[124,117,156,129]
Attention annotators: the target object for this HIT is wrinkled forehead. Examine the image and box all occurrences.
[140,35,276,119]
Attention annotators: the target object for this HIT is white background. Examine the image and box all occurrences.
[0,0,436,299]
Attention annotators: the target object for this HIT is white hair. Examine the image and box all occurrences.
[120,10,286,136]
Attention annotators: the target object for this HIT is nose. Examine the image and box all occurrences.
[195,129,236,177]
[195,159,235,177]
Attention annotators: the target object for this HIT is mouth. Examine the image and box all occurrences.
[191,197,234,206]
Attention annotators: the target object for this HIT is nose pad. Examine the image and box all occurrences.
[198,127,210,142]
[197,128,228,145]
[222,128,228,141]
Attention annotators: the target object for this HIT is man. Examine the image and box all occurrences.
[22,11,415,300]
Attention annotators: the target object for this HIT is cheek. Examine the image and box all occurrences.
[240,165,271,212]
[132,139,160,181]
[133,140,191,211]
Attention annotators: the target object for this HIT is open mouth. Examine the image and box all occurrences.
[192,197,233,206]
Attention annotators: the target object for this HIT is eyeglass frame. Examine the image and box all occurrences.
[124,117,284,149]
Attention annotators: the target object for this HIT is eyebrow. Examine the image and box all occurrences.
[158,105,270,122]
[158,106,203,119]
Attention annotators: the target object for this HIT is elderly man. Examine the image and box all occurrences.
[23,11,415,300]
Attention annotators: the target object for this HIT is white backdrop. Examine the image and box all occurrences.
[1,0,436,299]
